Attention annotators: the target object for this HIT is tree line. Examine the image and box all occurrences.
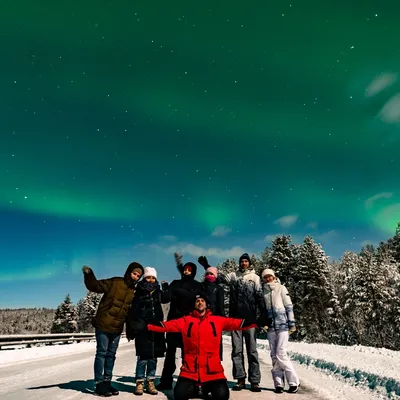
[2,223,400,350]
[218,223,400,350]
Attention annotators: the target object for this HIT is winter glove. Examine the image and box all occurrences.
[289,326,296,334]
[82,265,92,274]
[174,252,183,266]
[198,256,211,269]
[131,318,148,331]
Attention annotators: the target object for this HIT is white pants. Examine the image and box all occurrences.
[267,330,299,388]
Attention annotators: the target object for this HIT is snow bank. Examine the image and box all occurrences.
[256,339,400,399]
[0,338,129,366]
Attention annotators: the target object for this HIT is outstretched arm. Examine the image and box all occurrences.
[148,317,186,333]
[218,316,257,332]
[82,266,112,294]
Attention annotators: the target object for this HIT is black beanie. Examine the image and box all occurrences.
[194,293,209,307]
[239,253,251,265]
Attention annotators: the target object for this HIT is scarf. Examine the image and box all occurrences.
[139,279,160,293]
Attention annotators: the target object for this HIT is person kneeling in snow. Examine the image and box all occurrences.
[261,268,300,394]
[131,293,263,400]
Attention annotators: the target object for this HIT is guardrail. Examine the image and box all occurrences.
[0,333,125,350]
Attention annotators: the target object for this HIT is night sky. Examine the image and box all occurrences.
[1,1,399,308]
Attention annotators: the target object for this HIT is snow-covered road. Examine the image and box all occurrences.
[0,340,320,399]
[0,338,389,399]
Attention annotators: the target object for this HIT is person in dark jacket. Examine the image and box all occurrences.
[131,293,263,400]
[156,253,202,391]
[200,266,225,317]
[82,262,144,397]
[126,267,170,396]
[198,253,266,393]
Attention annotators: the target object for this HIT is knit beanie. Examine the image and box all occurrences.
[142,267,157,280]
[205,267,218,278]
[239,253,251,265]
[261,268,276,279]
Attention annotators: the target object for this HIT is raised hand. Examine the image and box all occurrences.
[82,265,92,274]
[174,252,183,266]
[198,256,209,268]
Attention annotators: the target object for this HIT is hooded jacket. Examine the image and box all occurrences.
[148,309,256,383]
[167,262,202,320]
[83,262,144,333]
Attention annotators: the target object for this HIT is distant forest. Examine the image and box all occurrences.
[0,308,54,335]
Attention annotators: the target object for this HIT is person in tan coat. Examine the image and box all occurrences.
[82,262,143,397]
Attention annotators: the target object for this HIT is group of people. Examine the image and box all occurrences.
[82,252,300,398]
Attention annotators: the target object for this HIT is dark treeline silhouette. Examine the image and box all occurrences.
[1,222,399,350]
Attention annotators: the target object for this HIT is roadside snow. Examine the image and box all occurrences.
[0,338,128,367]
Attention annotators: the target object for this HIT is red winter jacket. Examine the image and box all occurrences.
[148,309,256,383]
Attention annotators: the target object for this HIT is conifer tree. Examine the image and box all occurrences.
[77,291,102,332]
[51,294,77,333]
[387,222,400,264]
[295,235,337,342]
[268,235,297,289]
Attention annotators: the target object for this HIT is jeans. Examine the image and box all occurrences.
[135,357,157,381]
[94,328,121,383]
[231,328,260,383]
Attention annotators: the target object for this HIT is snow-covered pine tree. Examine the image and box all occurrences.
[295,235,337,342]
[51,294,78,333]
[260,245,272,267]
[77,290,102,332]
[338,251,362,345]
[387,222,400,265]
[250,253,263,275]
[375,249,400,350]
[268,235,298,295]
[344,246,400,349]
[217,258,238,316]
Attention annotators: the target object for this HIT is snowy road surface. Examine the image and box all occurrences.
[1,340,321,400]
[0,338,388,400]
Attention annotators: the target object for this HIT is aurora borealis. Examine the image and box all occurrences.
[1,1,400,307]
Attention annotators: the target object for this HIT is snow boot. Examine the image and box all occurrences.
[104,381,119,396]
[94,381,112,397]
[146,379,158,395]
[275,386,284,394]
[232,379,246,391]
[134,380,144,396]
[288,385,299,393]
[250,383,261,392]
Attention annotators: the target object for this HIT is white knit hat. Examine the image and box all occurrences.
[142,267,157,280]
[261,268,276,279]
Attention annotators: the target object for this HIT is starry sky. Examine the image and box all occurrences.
[1,1,400,308]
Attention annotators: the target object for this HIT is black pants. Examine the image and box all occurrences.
[174,377,229,400]
[159,333,182,385]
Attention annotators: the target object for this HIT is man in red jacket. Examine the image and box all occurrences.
[134,293,260,400]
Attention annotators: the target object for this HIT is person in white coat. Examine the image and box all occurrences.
[261,268,300,394]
